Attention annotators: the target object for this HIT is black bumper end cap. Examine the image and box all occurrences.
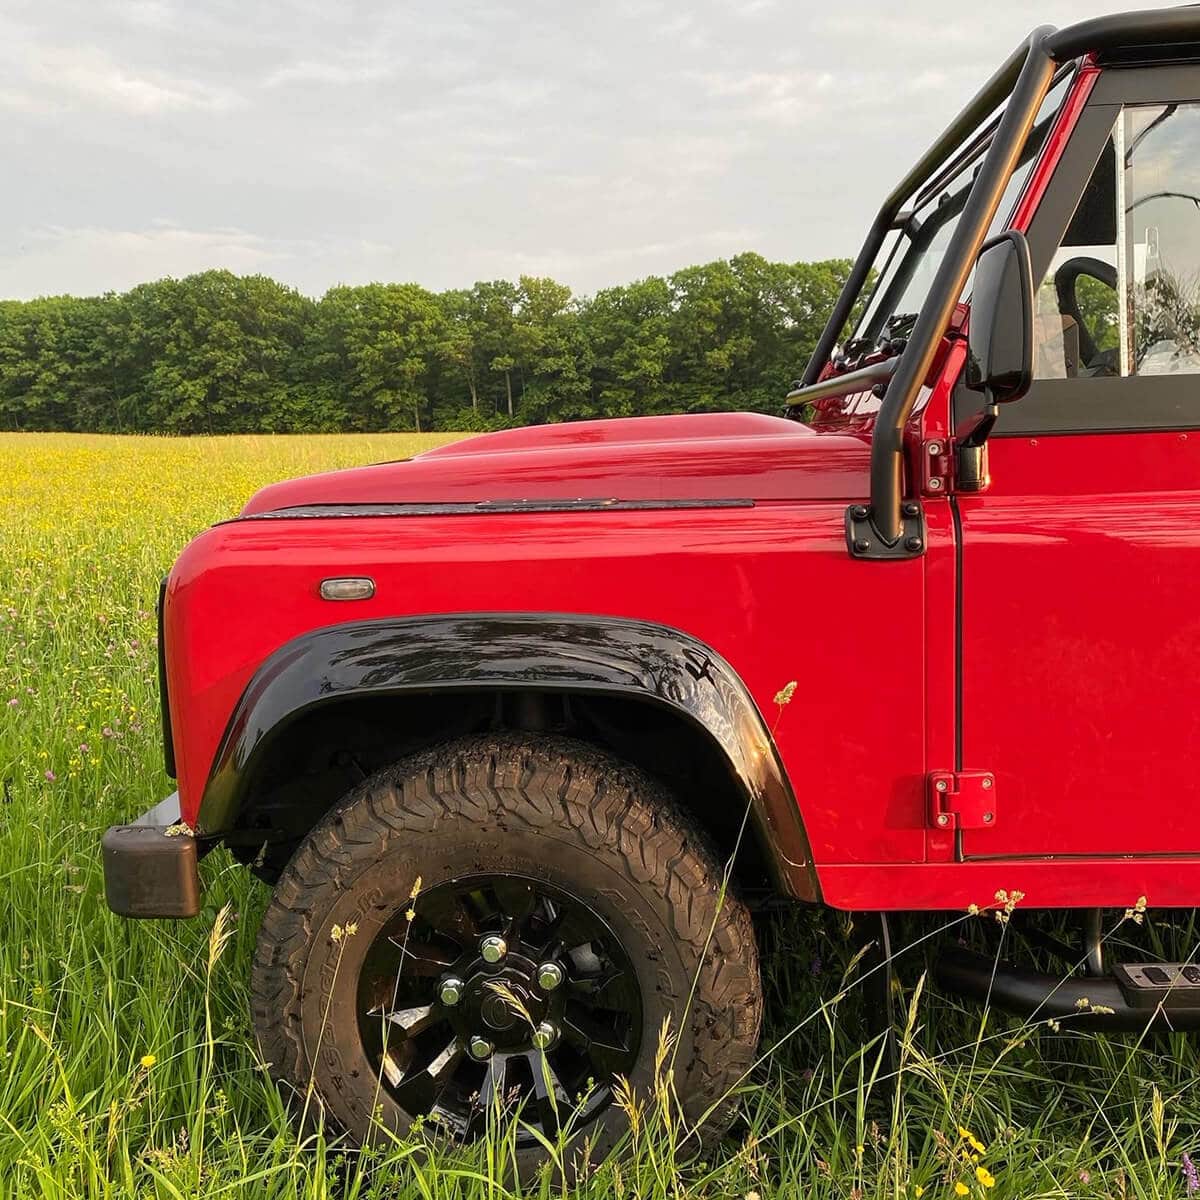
[102,824,201,919]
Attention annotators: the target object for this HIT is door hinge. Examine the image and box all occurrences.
[922,438,951,495]
[929,771,997,830]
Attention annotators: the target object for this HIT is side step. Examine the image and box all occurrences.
[936,947,1200,1031]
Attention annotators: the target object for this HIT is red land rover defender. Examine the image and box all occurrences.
[103,8,1200,1164]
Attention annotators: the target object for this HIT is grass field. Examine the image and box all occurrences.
[2,432,1200,1198]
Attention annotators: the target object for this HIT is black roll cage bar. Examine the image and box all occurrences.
[791,7,1200,553]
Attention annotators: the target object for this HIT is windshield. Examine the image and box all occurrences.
[845,69,1074,358]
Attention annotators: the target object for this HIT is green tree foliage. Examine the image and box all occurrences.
[0,254,851,433]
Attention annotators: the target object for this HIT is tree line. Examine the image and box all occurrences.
[0,253,851,434]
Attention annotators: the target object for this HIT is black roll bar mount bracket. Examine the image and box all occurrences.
[845,501,927,561]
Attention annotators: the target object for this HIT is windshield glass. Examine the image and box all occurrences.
[846,69,1074,355]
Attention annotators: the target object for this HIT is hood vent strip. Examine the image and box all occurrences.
[234,498,756,522]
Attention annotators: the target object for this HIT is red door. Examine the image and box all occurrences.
[958,434,1200,858]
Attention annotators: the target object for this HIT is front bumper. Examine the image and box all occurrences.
[102,792,201,918]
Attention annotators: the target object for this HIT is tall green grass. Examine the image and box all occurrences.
[2,433,1199,1198]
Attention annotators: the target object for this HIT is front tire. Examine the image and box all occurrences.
[250,734,762,1168]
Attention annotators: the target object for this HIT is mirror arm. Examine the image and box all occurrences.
[957,402,999,449]
[954,403,999,494]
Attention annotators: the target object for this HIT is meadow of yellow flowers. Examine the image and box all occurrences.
[0,432,460,793]
[0,433,463,1194]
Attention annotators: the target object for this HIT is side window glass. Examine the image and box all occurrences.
[1035,103,1200,380]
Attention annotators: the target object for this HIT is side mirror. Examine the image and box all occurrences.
[965,230,1034,405]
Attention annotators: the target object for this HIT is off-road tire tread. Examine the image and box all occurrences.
[250,733,762,1148]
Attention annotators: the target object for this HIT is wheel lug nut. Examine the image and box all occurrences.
[439,976,464,1007]
[531,1021,559,1051]
[479,935,507,964]
[537,962,564,991]
[468,1035,494,1060]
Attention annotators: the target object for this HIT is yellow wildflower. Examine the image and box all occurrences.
[773,681,798,707]
[955,1183,969,1196]
[975,1166,995,1188]
[958,1126,986,1154]
[140,1053,157,1069]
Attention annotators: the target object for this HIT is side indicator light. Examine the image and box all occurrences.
[319,577,376,601]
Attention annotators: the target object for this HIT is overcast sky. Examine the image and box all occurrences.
[0,0,1168,301]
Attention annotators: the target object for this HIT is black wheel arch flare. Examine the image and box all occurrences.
[197,612,819,902]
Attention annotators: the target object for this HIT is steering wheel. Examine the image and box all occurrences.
[1053,256,1118,370]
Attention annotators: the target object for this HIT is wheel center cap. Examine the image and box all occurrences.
[481,992,518,1031]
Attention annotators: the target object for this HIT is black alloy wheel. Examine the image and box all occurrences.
[357,873,642,1144]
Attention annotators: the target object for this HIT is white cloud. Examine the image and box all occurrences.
[118,1,178,32]
[698,69,838,124]
[0,0,1178,303]
[0,224,295,299]
[0,87,42,114]
[474,228,763,288]
[263,58,393,88]
[26,47,240,114]
[446,77,557,108]
[718,0,777,15]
